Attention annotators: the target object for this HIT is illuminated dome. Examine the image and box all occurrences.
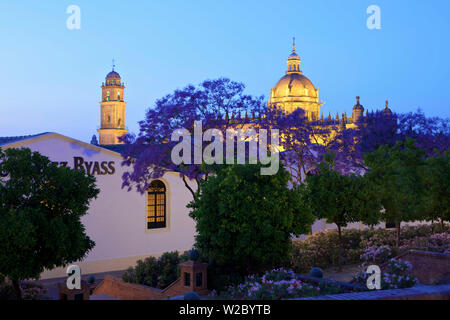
[268,39,322,120]
[272,73,318,100]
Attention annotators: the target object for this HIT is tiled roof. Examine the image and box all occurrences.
[0,132,50,147]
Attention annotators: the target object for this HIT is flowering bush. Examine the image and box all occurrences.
[291,230,363,273]
[291,224,449,272]
[225,268,344,300]
[360,245,399,266]
[353,259,418,290]
[20,281,48,300]
[399,233,450,254]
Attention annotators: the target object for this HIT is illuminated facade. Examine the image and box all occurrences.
[97,68,128,145]
[266,40,395,132]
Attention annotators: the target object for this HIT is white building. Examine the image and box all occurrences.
[0,132,197,279]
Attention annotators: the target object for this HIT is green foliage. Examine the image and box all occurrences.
[421,152,450,225]
[188,163,314,279]
[364,138,426,242]
[0,148,99,299]
[304,154,382,230]
[301,154,381,267]
[122,251,189,289]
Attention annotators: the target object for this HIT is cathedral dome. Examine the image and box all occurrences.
[268,39,321,119]
[272,73,318,99]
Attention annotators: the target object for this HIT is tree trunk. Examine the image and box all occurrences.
[12,279,22,300]
[396,222,401,248]
[182,175,196,201]
[441,218,445,231]
[337,224,343,271]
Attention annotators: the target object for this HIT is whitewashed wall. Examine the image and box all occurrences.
[4,134,197,278]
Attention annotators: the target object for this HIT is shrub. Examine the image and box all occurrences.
[291,230,364,273]
[290,224,449,273]
[400,233,450,254]
[360,245,398,267]
[122,251,188,289]
[224,268,344,300]
[20,281,47,300]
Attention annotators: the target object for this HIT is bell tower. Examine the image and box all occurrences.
[97,63,128,145]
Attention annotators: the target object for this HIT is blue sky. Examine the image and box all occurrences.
[0,0,449,142]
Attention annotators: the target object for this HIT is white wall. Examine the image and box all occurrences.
[8,134,197,278]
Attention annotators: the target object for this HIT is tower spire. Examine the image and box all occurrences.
[287,37,301,74]
[112,58,116,71]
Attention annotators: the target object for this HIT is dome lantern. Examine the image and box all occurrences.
[287,37,301,74]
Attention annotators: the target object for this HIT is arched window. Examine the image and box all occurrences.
[147,180,166,229]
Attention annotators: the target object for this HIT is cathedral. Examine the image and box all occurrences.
[95,40,393,146]
[268,39,392,131]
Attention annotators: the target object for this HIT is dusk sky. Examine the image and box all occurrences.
[1,0,449,142]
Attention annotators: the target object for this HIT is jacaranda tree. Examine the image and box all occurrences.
[120,78,266,199]
[0,148,99,299]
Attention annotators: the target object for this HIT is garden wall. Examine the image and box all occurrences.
[293,284,450,300]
